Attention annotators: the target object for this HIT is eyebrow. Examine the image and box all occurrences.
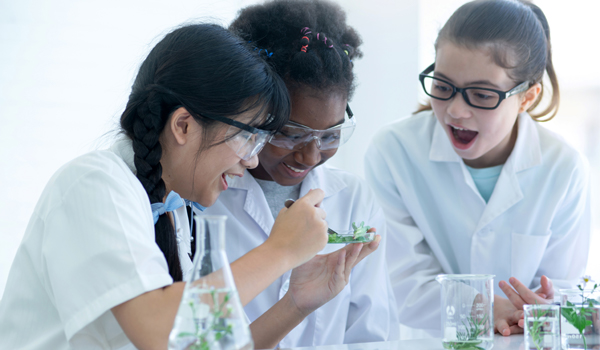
[434,72,502,89]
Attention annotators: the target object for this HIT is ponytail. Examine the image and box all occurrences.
[524,1,560,121]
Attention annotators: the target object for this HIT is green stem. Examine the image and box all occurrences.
[581,329,587,350]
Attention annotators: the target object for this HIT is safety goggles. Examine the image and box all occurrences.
[268,105,356,151]
[200,113,274,161]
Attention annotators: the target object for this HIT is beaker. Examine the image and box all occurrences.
[169,215,253,350]
[559,288,600,350]
[436,274,495,350]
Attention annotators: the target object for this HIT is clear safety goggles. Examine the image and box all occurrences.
[202,113,274,161]
[268,104,356,151]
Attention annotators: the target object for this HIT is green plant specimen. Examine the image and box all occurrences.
[443,313,489,350]
[328,221,372,243]
[527,302,550,350]
[177,289,233,350]
[561,277,599,350]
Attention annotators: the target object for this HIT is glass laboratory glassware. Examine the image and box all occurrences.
[560,288,600,350]
[436,274,494,350]
[326,230,376,244]
[524,304,561,350]
[168,215,253,350]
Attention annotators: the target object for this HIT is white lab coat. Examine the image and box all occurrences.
[0,138,194,350]
[364,111,591,334]
[203,165,400,346]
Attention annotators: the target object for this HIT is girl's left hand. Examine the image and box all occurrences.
[286,230,380,317]
[494,295,524,336]
[499,275,554,310]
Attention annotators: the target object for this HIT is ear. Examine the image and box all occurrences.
[518,83,542,113]
[168,107,197,145]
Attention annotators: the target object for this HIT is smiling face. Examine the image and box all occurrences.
[249,89,347,186]
[160,107,261,207]
[431,42,527,168]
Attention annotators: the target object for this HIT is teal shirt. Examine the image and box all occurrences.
[465,164,503,203]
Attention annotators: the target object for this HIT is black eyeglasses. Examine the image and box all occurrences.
[419,63,530,110]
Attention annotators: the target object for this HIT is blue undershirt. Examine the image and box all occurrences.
[465,164,503,203]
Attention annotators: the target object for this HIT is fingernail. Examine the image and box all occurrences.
[509,277,516,284]
[499,281,505,288]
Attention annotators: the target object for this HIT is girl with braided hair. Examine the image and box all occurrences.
[0,23,379,350]
[204,0,399,347]
[365,0,590,338]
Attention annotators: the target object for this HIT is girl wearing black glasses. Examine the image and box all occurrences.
[365,0,590,338]
[204,0,399,348]
[0,24,371,350]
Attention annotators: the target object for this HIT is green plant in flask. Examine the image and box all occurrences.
[561,276,599,350]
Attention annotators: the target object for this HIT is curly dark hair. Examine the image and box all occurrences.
[230,0,363,99]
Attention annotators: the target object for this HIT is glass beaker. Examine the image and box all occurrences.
[436,274,494,350]
[524,304,561,350]
[169,215,253,350]
[559,288,600,350]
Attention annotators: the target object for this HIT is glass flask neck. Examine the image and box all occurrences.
[191,215,228,281]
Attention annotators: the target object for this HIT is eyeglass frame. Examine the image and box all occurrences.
[268,104,355,151]
[419,63,531,110]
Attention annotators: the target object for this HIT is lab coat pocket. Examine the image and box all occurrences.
[510,231,551,284]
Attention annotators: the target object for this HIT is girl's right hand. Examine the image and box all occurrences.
[266,189,329,268]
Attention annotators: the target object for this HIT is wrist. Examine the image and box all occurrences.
[281,291,312,320]
[255,239,295,274]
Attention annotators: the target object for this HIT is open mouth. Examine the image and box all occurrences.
[449,124,478,147]
[220,173,228,191]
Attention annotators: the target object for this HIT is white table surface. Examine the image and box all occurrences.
[280,335,526,350]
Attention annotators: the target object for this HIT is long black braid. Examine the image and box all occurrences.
[120,24,290,281]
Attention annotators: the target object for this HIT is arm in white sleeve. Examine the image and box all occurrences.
[532,156,591,293]
[364,140,445,332]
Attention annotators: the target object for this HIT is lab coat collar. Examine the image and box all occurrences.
[298,165,347,198]
[505,112,542,173]
[472,113,542,231]
[428,111,542,172]
[109,135,136,174]
[429,114,462,163]
[428,112,542,232]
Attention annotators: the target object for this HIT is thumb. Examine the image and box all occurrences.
[495,319,511,336]
[299,188,325,207]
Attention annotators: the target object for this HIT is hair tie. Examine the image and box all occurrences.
[317,32,334,49]
[151,191,185,224]
[300,27,312,52]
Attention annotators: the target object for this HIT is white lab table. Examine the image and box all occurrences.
[281,335,525,350]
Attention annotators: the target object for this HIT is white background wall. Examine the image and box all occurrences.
[1,0,598,306]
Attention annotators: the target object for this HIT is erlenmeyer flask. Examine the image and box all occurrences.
[169,215,253,350]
